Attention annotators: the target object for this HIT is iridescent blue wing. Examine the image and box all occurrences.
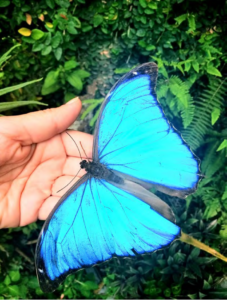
[35,175,180,292]
[93,63,199,198]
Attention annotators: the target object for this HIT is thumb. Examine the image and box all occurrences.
[0,97,82,145]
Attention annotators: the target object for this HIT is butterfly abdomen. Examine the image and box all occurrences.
[80,160,123,184]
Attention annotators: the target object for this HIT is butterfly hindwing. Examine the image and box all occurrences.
[36,175,180,292]
[93,63,199,198]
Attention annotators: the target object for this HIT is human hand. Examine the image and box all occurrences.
[0,98,93,228]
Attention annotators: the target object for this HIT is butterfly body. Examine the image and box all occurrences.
[80,160,124,184]
[35,62,200,292]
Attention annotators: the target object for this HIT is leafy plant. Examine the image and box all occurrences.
[0,45,47,113]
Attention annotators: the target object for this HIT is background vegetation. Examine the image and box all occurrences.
[0,0,226,298]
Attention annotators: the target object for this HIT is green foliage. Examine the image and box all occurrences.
[0,45,47,113]
[0,0,227,299]
[182,78,227,150]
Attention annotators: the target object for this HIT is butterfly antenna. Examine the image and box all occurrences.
[56,169,81,193]
[65,131,83,161]
[80,141,90,161]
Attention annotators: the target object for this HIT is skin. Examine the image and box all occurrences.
[0,98,93,228]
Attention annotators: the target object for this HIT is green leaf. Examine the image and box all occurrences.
[3,275,11,285]
[8,285,20,297]
[9,271,20,282]
[64,92,76,102]
[207,64,222,77]
[51,32,62,48]
[73,69,90,79]
[139,0,147,8]
[82,25,92,32]
[31,29,45,40]
[83,281,99,290]
[41,45,52,56]
[136,29,146,37]
[211,107,221,125]
[217,139,227,151]
[114,67,132,74]
[0,78,42,96]
[175,14,187,25]
[203,280,211,290]
[192,61,199,73]
[46,0,55,9]
[67,25,78,35]
[0,101,47,113]
[188,15,196,31]
[64,60,79,71]
[0,0,10,7]
[144,8,154,15]
[54,47,62,60]
[32,43,44,52]
[93,14,103,27]
[66,71,83,91]
[72,16,81,28]
[41,70,61,95]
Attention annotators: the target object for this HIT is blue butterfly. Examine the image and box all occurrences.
[35,63,199,292]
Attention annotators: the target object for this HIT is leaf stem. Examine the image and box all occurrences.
[180,231,227,262]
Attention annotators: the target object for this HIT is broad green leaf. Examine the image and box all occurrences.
[9,271,20,282]
[32,43,44,52]
[188,15,196,31]
[22,36,36,44]
[64,60,78,71]
[67,25,78,35]
[82,281,99,290]
[0,44,20,68]
[67,71,83,91]
[0,0,10,7]
[31,29,44,40]
[51,31,62,48]
[217,139,227,151]
[174,14,187,25]
[46,0,55,8]
[41,45,52,56]
[18,27,31,36]
[0,101,47,113]
[139,0,147,8]
[54,47,62,60]
[73,69,90,79]
[192,61,199,73]
[41,70,60,95]
[8,285,20,297]
[64,92,76,102]
[93,14,103,27]
[81,25,92,32]
[211,107,220,125]
[207,64,222,77]
[144,8,154,15]
[3,275,11,285]
[184,61,191,72]
[0,78,42,96]
[148,2,157,9]
[136,29,146,37]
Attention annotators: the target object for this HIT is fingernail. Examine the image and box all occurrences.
[65,97,80,105]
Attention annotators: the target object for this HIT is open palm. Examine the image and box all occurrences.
[0,98,93,228]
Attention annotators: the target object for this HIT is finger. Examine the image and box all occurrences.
[38,196,60,220]
[62,131,93,159]
[63,156,87,176]
[0,98,82,145]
